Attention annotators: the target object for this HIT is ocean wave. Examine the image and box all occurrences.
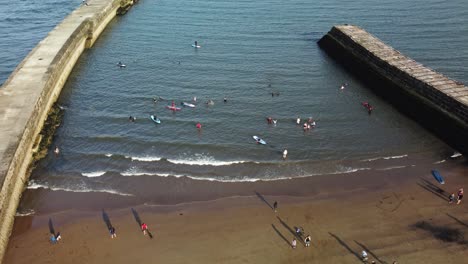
[121,171,186,178]
[81,171,106,177]
[27,182,133,197]
[433,160,446,164]
[167,154,250,166]
[376,165,407,171]
[105,153,113,157]
[15,209,35,217]
[120,166,371,182]
[362,154,408,162]
[127,155,162,162]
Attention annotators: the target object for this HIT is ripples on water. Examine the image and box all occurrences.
[3,0,467,200]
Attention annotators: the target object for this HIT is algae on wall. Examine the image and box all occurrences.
[31,103,63,167]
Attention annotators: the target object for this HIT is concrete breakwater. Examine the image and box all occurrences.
[0,0,135,262]
[318,25,468,154]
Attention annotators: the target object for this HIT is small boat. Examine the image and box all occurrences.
[150,115,161,124]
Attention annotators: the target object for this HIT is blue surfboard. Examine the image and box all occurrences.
[431,170,445,184]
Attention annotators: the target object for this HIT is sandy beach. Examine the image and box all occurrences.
[4,159,468,264]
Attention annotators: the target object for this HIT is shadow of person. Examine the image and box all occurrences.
[277,216,305,246]
[328,232,361,261]
[354,240,388,264]
[271,224,291,247]
[254,191,273,210]
[131,208,142,227]
[102,209,112,229]
[48,218,55,235]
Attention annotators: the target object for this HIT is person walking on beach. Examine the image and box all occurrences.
[457,188,464,204]
[291,238,297,249]
[304,235,311,247]
[109,226,117,238]
[273,201,278,212]
[141,223,148,235]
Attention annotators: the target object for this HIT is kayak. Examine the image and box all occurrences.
[253,136,266,145]
[182,102,196,108]
[150,115,161,124]
[166,105,181,111]
[431,170,445,184]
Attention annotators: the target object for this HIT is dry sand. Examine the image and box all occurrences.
[4,162,468,263]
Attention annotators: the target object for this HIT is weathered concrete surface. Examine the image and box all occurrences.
[318,25,468,153]
[0,0,129,262]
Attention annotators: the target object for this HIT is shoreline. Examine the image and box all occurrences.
[5,160,468,263]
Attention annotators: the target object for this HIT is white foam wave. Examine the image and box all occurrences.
[105,153,113,157]
[327,167,372,175]
[362,154,408,162]
[15,209,35,217]
[81,171,106,177]
[433,160,446,164]
[376,165,407,171]
[166,158,248,166]
[127,156,162,162]
[121,171,185,178]
[121,166,371,182]
[27,183,133,197]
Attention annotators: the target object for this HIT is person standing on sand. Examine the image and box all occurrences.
[304,235,311,247]
[291,238,297,249]
[141,223,148,235]
[109,226,116,238]
[457,188,464,204]
[273,201,278,212]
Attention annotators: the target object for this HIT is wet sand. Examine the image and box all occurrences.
[4,160,468,263]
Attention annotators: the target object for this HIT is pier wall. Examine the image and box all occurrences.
[318,25,468,153]
[0,0,133,262]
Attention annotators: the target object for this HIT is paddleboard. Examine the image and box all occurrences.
[192,44,201,48]
[150,115,161,124]
[450,152,462,159]
[431,170,445,184]
[253,136,266,145]
[166,106,181,111]
[182,102,196,108]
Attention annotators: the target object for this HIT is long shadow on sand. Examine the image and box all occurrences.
[48,218,55,235]
[131,208,153,239]
[354,240,388,264]
[277,216,305,246]
[328,232,361,261]
[417,178,447,201]
[272,224,292,247]
[255,191,273,210]
[102,209,113,229]
[131,208,142,227]
[411,220,466,244]
[446,213,468,229]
